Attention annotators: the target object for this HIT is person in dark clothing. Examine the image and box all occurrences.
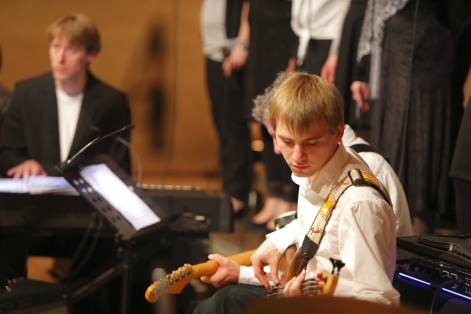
[351,0,453,235]
[244,0,299,230]
[449,1,471,234]
[0,15,131,314]
[0,44,12,137]
[200,0,253,216]
[0,14,131,178]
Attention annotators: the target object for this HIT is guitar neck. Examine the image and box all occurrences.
[227,249,256,266]
[145,249,256,303]
[189,249,256,279]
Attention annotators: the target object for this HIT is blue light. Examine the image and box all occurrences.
[441,288,471,301]
[397,272,431,286]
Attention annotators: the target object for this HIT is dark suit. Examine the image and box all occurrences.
[0,71,131,176]
[0,72,132,306]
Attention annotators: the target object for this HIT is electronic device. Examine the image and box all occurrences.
[394,235,471,313]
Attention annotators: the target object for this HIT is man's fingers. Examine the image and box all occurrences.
[253,262,272,291]
[269,261,279,285]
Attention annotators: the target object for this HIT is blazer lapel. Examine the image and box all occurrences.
[41,73,62,161]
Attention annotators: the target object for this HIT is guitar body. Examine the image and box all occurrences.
[279,246,306,285]
[269,251,344,298]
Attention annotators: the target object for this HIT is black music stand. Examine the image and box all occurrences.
[56,153,173,313]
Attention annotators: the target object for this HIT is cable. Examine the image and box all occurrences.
[65,215,105,284]
[117,137,143,186]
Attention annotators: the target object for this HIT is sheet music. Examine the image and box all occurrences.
[80,164,160,231]
[0,176,79,195]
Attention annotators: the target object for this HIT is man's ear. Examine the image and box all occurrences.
[86,51,98,63]
[334,123,344,144]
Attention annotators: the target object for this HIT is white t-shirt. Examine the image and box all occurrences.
[56,88,83,161]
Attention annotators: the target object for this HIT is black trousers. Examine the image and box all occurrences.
[296,39,332,75]
[193,284,267,314]
[453,178,471,234]
[205,58,253,204]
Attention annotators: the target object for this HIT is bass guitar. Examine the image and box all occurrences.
[145,244,344,303]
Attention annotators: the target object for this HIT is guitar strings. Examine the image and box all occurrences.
[267,278,326,298]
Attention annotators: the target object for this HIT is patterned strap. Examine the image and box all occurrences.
[300,168,391,263]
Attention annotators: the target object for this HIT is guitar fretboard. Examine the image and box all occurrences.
[267,277,325,298]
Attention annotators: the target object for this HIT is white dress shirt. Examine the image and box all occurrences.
[241,142,400,306]
[342,124,413,237]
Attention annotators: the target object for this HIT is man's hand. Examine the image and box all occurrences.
[200,254,241,288]
[7,160,47,179]
[285,57,296,73]
[283,269,306,297]
[222,47,248,77]
[251,239,282,291]
[350,81,370,112]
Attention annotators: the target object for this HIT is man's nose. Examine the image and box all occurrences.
[292,144,304,160]
[57,49,66,63]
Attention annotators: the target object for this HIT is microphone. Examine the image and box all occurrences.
[58,124,136,174]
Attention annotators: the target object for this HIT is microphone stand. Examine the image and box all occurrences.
[64,124,135,166]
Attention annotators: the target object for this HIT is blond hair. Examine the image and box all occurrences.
[46,13,101,54]
[269,72,344,135]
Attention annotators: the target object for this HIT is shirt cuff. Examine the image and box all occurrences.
[238,266,262,285]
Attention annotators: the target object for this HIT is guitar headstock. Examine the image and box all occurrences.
[317,258,345,296]
[144,264,193,303]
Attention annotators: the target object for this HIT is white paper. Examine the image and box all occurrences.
[79,164,160,230]
[0,176,78,195]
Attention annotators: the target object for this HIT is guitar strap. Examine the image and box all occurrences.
[300,168,392,264]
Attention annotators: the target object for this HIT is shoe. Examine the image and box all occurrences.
[233,206,247,219]
[231,197,246,219]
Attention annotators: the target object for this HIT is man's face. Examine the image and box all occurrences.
[275,120,343,181]
[49,34,95,87]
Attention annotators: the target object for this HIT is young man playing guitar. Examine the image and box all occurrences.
[192,73,400,314]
